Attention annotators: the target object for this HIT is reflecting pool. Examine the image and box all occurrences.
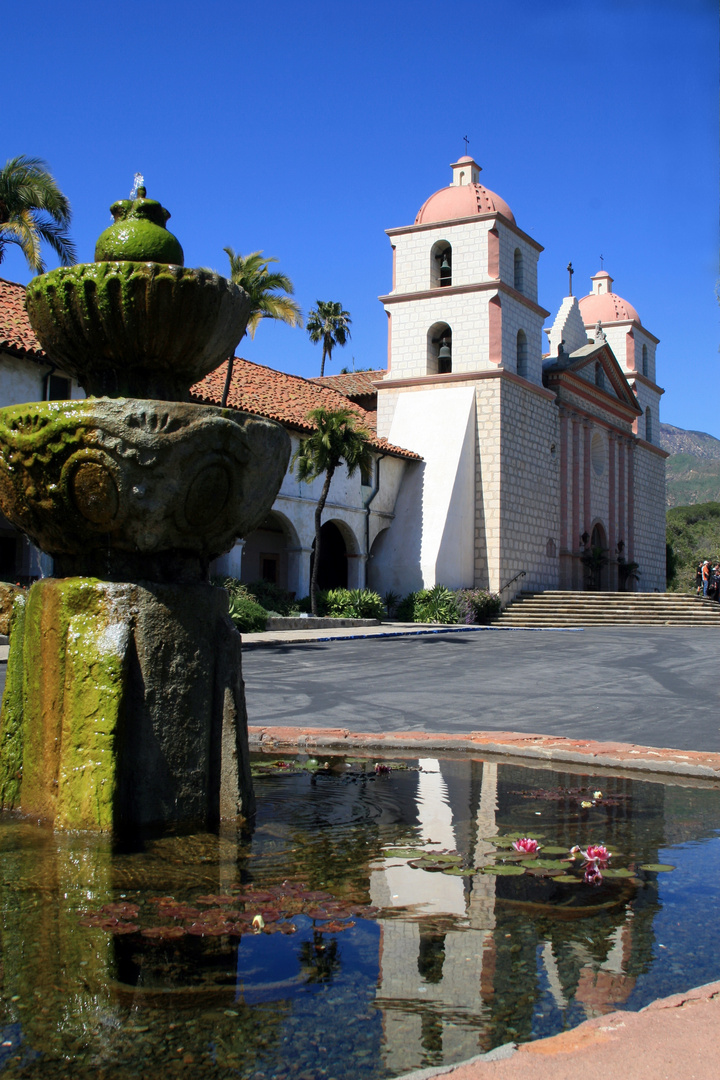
[0,754,719,1079]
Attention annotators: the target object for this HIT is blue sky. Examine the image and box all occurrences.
[3,0,717,433]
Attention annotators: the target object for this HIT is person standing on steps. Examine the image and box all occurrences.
[702,560,711,597]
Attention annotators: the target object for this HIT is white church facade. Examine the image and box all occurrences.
[368,156,667,597]
[0,157,667,598]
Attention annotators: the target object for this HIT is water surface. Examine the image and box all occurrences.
[0,754,718,1079]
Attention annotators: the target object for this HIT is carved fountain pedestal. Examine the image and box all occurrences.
[0,188,290,830]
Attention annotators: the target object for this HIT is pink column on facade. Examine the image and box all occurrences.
[488,228,500,279]
[572,417,580,554]
[618,438,626,546]
[583,422,592,537]
[608,433,616,551]
[488,295,503,365]
[559,409,569,552]
[627,440,635,559]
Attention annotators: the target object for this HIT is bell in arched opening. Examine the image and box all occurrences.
[439,248,452,287]
[438,338,452,374]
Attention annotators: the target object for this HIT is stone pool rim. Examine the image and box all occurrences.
[248,726,720,783]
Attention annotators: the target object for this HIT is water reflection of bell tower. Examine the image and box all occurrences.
[370,759,500,1073]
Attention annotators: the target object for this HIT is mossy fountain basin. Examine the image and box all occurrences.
[24,262,251,400]
[0,397,289,580]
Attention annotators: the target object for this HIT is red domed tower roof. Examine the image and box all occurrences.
[578,271,641,326]
[415,156,515,226]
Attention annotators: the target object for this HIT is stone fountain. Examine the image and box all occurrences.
[0,186,290,831]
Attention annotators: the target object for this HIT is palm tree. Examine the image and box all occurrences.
[221,247,303,405]
[0,156,76,273]
[306,301,351,377]
[293,407,373,615]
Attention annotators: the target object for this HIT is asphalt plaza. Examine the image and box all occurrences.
[242,626,720,754]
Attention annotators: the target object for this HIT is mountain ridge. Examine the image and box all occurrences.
[660,423,720,508]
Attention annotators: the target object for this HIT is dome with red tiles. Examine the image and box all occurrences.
[578,271,641,326]
[415,157,515,225]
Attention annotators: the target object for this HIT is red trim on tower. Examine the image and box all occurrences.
[488,295,503,366]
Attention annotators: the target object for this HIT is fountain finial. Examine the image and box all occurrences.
[94,184,184,265]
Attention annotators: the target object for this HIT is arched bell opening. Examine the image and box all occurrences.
[427,322,452,375]
[430,240,452,289]
[513,248,524,293]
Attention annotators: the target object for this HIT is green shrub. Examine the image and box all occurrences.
[383,590,401,618]
[244,579,295,616]
[326,588,384,619]
[397,585,459,624]
[212,576,268,632]
[227,593,268,633]
[395,591,418,622]
[454,588,501,623]
[396,585,501,624]
[296,587,384,619]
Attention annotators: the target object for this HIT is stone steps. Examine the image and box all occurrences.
[494,591,720,627]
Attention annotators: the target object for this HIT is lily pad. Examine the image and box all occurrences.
[383,848,428,859]
[525,868,564,877]
[481,866,526,876]
[408,859,449,872]
[600,868,636,878]
[639,863,676,873]
[483,837,516,847]
[535,859,572,869]
[553,874,580,884]
[443,866,476,876]
[541,846,572,855]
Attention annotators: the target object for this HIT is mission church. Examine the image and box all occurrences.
[0,156,667,598]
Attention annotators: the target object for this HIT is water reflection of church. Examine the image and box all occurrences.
[367,759,664,1072]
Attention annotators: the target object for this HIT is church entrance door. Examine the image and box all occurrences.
[585,523,609,591]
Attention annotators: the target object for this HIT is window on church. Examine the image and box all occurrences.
[595,362,605,390]
[642,344,648,377]
[516,329,528,378]
[514,248,523,293]
[428,323,452,375]
[431,241,452,288]
[646,406,652,443]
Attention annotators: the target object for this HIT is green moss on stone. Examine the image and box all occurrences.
[56,610,128,830]
[0,593,27,808]
[3,579,130,829]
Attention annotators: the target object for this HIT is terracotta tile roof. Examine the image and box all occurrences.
[312,370,385,397]
[0,279,419,460]
[0,278,45,361]
[193,359,420,460]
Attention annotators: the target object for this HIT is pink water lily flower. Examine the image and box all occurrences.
[584,862,604,886]
[512,838,540,854]
[583,844,611,863]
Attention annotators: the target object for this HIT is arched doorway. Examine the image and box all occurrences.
[239,511,297,588]
[312,521,348,590]
[585,522,608,591]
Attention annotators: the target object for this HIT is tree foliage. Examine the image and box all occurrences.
[0,156,76,272]
[666,501,720,592]
[306,301,351,377]
[222,247,302,405]
[292,407,372,614]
